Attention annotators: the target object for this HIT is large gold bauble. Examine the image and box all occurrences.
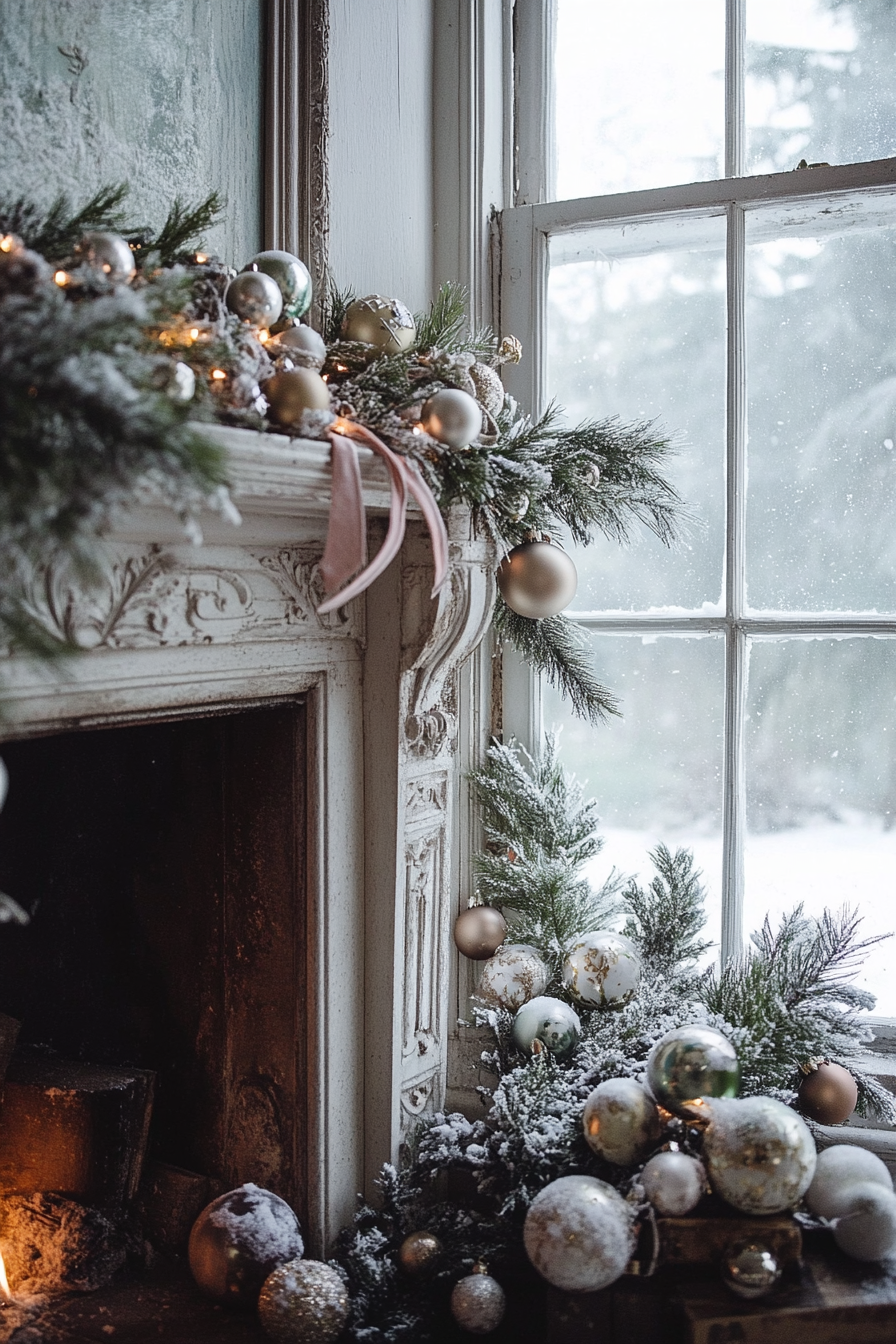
[341,294,416,353]
[266,369,331,427]
[397,1230,443,1276]
[258,1258,349,1343]
[797,1060,857,1125]
[453,905,507,960]
[497,540,577,619]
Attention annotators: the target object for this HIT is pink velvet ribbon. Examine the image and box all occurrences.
[316,423,449,616]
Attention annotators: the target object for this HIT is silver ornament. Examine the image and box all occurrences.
[805,1144,893,1220]
[469,361,505,417]
[512,995,581,1059]
[477,944,548,1010]
[523,1175,636,1292]
[273,324,327,370]
[75,230,135,280]
[420,388,483,448]
[225,269,284,326]
[497,539,578,619]
[245,249,312,320]
[645,1024,740,1116]
[341,294,416,353]
[562,930,641,1007]
[722,1239,782,1299]
[450,1264,506,1335]
[582,1077,661,1165]
[258,1258,349,1343]
[828,1181,896,1262]
[703,1096,817,1215]
[640,1151,706,1215]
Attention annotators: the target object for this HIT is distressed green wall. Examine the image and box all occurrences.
[0,0,264,264]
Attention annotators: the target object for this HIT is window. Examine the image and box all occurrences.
[501,0,896,1014]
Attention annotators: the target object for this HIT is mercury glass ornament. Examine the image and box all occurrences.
[266,369,331,427]
[477,943,548,1010]
[497,539,578,619]
[512,995,581,1060]
[420,388,483,448]
[722,1239,782,1299]
[188,1183,303,1306]
[645,1024,739,1117]
[562,930,641,1008]
[827,1181,896,1262]
[640,1151,706,1216]
[582,1077,661,1165]
[797,1060,858,1125]
[453,905,507,960]
[469,361,505,417]
[245,250,312,320]
[341,294,416,353]
[450,1264,506,1335]
[805,1144,893,1220]
[397,1231,443,1276]
[523,1175,636,1293]
[75,230,135,280]
[226,269,284,326]
[258,1258,349,1343]
[273,324,327,370]
[702,1096,816,1215]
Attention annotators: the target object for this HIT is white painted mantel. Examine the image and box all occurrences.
[0,423,496,1254]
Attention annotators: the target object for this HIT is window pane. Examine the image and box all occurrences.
[547,217,726,612]
[745,213,896,613]
[744,637,896,1015]
[554,0,724,200]
[747,0,896,176]
[545,634,724,966]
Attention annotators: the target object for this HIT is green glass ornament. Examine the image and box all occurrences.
[244,250,312,320]
[645,1024,739,1117]
[512,995,580,1059]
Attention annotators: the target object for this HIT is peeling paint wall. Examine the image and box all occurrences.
[0,0,264,264]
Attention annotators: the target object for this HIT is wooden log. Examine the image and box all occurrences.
[0,1053,155,1211]
[0,1192,126,1293]
[137,1162,222,1252]
[656,1214,803,1268]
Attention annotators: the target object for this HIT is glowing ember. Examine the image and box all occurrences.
[0,1247,12,1300]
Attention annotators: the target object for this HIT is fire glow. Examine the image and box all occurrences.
[0,1247,13,1302]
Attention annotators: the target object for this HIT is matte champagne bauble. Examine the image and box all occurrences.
[582,1077,661,1165]
[188,1183,303,1306]
[497,540,577,619]
[450,1265,506,1335]
[722,1239,782,1299]
[273,324,327,370]
[645,1024,740,1116]
[226,269,284,326]
[512,995,581,1059]
[805,1144,893,1220]
[563,930,641,1007]
[245,250,312,320]
[477,943,548,1010]
[702,1096,816,1215]
[640,1151,706,1215]
[797,1060,858,1125]
[827,1181,896,1261]
[420,388,483,448]
[266,369,331,427]
[258,1259,349,1343]
[397,1230,443,1276]
[341,294,416,353]
[75,230,135,280]
[523,1175,636,1292]
[453,905,507,960]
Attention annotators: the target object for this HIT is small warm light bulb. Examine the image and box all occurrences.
[335,363,348,373]
[258,328,270,344]
[321,373,329,382]
[412,422,424,435]
[211,368,227,381]
[189,327,200,341]
[0,235,14,253]
[54,270,69,286]
[195,252,208,264]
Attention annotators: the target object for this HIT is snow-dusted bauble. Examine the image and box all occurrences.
[646,1024,739,1116]
[640,1151,706,1216]
[450,1264,506,1335]
[341,294,416,353]
[469,361,505,417]
[721,1239,782,1299]
[245,250,312,320]
[512,995,581,1059]
[523,1175,636,1293]
[258,1259,349,1343]
[477,943,548,1010]
[397,1230,443,1276]
[188,1183,303,1305]
[453,905,507,960]
[420,388,483,448]
[273,324,327,370]
[170,361,196,402]
[266,369,331,426]
[805,1144,893,1220]
[582,1077,661,1165]
[498,540,578,620]
[797,1060,858,1125]
[226,269,284,326]
[75,230,135,280]
[562,930,641,1008]
[827,1180,896,1262]
[702,1096,817,1215]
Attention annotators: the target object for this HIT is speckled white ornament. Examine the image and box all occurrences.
[562,930,641,1007]
[258,1258,349,1343]
[477,944,548,1010]
[469,361,505,417]
[703,1096,817,1215]
[449,1265,506,1334]
[805,1144,893,1220]
[827,1181,896,1262]
[523,1175,636,1292]
[640,1151,706,1216]
[273,324,327,369]
[582,1077,661,1165]
[512,996,581,1059]
[421,387,483,448]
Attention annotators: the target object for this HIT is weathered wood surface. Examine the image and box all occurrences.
[655,1213,803,1268]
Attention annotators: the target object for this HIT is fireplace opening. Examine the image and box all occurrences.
[0,703,309,1335]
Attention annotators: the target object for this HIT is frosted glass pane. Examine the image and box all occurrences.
[547,220,725,612]
[747,0,896,175]
[546,635,724,965]
[745,221,896,612]
[555,0,724,200]
[744,638,896,1015]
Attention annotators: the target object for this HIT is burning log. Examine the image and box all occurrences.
[0,1193,126,1294]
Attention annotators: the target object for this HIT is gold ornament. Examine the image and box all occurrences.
[497,539,577,619]
[469,362,505,417]
[797,1059,858,1125]
[453,905,507,960]
[397,1230,443,1276]
[450,1263,506,1334]
[497,335,523,365]
[420,388,483,448]
[188,1184,303,1305]
[258,1258,349,1343]
[266,369,331,427]
[341,294,416,353]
